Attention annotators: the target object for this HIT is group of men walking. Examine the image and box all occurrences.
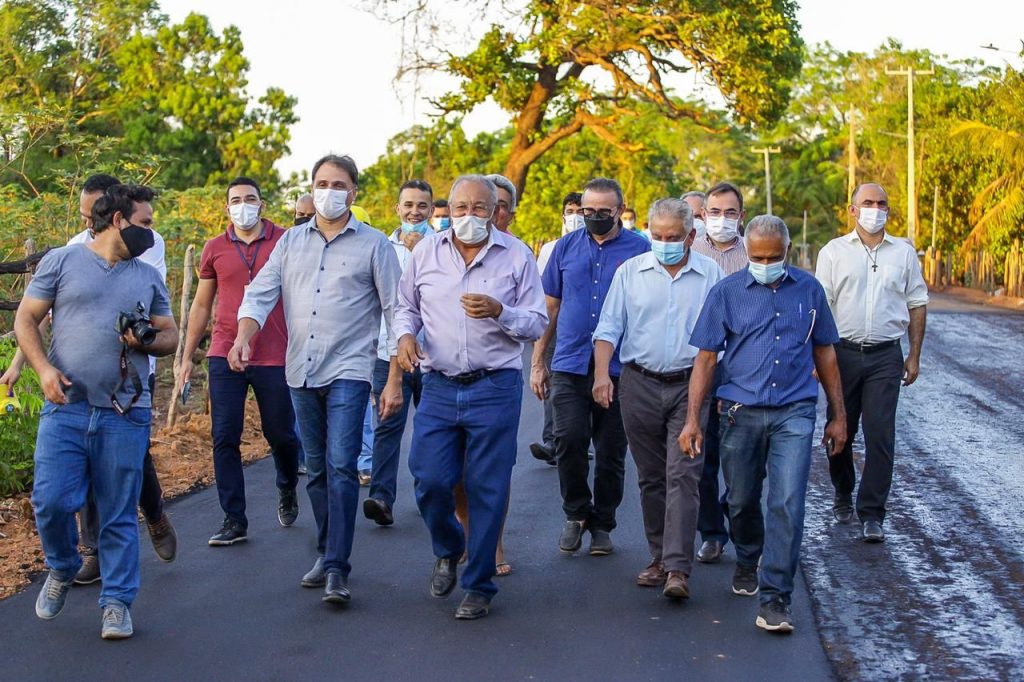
[8,152,928,639]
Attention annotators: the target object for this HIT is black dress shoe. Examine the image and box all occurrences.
[697,540,724,563]
[833,494,855,524]
[323,571,351,603]
[589,529,614,556]
[363,498,394,526]
[454,592,491,620]
[559,520,586,553]
[529,442,556,466]
[430,556,458,598]
[862,519,885,543]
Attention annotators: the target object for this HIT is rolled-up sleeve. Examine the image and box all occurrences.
[373,238,402,356]
[494,251,549,342]
[592,266,628,349]
[237,234,285,328]
[393,248,423,340]
[905,251,929,308]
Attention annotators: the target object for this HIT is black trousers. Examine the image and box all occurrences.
[551,369,628,532]
[829,343,904,523]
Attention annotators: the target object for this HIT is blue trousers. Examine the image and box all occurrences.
[356,399,375,473]
[369,358,421,508]
[208,358,300,527]
[291,379,370,576]
[409,370,522,598]
[718,399,816,605]
[32,401,150,607]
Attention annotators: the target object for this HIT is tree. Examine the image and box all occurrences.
[376,0,803,198]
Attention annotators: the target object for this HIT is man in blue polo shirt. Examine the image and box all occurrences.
[679,215,848,634]
[530,177,649,556]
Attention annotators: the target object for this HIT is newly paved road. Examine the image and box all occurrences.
[1,356,833,681]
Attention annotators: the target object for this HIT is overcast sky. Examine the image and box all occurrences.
[160,0,1023,179]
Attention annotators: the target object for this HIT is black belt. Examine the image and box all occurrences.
[626,362,693,384]
[439,369,496,385]
[838,339,901,354]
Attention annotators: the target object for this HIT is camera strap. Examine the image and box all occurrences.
[110,341,144,416]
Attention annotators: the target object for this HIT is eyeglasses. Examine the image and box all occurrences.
[580,208,615,219]
[706,209,740,219]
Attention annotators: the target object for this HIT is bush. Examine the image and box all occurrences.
[0,339,42,495]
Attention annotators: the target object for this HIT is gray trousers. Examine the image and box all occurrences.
[619,364,705,575]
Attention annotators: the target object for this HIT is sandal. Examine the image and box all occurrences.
[495,562,513,577]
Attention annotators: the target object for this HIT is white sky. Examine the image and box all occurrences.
[160,0,1024,179]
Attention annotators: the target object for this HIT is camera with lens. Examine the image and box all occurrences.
[115,302,158,346]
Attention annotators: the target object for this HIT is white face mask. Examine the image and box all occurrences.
[313,188,349,221]
[705,215,739,243]
[857,207,888,234]
[693,217,706,240]
[229,203,261,230]
[562,214,585,236]
[622,219,635,230]
[452,214,491,245]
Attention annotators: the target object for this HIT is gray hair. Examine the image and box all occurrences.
[744,214,791,247]
[680,191,706,207]
[485,174,517,213]
[448,174,498,208]
[647,198,694,235]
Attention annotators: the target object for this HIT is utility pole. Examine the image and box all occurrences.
[886,64,933,248]
[847,106,857,204]
[750,146,781,215]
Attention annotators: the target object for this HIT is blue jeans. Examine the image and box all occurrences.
[369,358,421,507]
[356,399,375,473]
[291,379,371,576]
[718,399,817,605]
[32,401,150,607]
[408,370,522,598]
[208,358,300,526]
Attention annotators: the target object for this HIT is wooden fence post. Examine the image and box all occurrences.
[166,245,195,429]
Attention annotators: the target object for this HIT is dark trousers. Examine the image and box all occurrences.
[369,358,422,508]
[208,357,300,527]
[409,370,522,597]
[697,370,731,545]
[540,343,555,449]
[80,374,163,553]
[829,343,903,523]
[619,365,704,574]
[551,369,628,532]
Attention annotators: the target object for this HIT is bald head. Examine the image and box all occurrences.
[850,183,888,207]
[294,193,315,223]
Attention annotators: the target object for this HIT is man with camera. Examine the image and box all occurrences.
[15,184,178,639]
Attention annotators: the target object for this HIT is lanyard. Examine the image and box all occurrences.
[232,230,266,283]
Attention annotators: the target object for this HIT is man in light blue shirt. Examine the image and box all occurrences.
[233,154,404,605]
[593,198,723,600]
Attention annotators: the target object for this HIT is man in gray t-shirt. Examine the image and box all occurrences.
[15,184,178,640]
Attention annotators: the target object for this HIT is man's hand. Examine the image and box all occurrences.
[121,328,146,350]
[0,365,21,388]
[227,341,251,372]
[592,373,614,409]
[401,231,424,251]
[903,356,920,386]
[397,334,423,372]
[379,380,404,421]
[38,365,72,404]
[176,360,193,392]
[461,294,502,319]
[822,418,847,457]
[677,418,703,459]
[530,363,550,401]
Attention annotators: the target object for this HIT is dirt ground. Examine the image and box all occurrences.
[938,284,1024,311]
[0,365,270,601]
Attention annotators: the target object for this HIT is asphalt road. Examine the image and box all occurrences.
[1,354,834,682]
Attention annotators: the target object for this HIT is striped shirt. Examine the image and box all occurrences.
[692,235,748,276]
[689,267,839,407]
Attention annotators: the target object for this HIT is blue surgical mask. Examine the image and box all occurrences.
[431,216,451,231]
[748,260,787,285]
[651,239,686,266]
[401,220,430,235]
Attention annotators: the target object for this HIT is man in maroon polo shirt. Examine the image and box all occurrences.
[177,176,301,546]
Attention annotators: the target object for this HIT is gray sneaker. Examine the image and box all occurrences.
[100,600,134,640]
[74,553,101,585]
[756,599,794,633]
[301,556,327,588]
[36,570,74,619]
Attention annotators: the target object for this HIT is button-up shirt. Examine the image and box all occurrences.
[690,267,840,407]
[594,251,724,373]
[377,229,415,362]
[394,229,548,375]
[692,235,748,276]
[237,216,401,388]
[543,227,650,376]
[815,231,929,344]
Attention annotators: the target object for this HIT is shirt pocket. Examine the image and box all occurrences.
[878,264,907,294]
[479,274,518,307]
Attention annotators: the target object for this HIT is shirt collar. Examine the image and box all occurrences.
[308,214,360,239]
[439,226,509,254]
[228,219,269,243]
[637,250,708,277]
[845,230,895,246]
[743,265,795,288]
[703,234,742,252]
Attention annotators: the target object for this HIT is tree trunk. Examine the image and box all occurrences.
[166,244,195,429]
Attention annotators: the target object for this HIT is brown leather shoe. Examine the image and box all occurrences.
[662,571,690,599]
[636,560,666,587]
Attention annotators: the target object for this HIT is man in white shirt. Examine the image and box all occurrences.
[593,198,723,600]
[814,182,929,543]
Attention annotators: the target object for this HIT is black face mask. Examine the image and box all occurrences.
[294,215,312,226]
[584,214,616,236]
[120,224,154,259]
